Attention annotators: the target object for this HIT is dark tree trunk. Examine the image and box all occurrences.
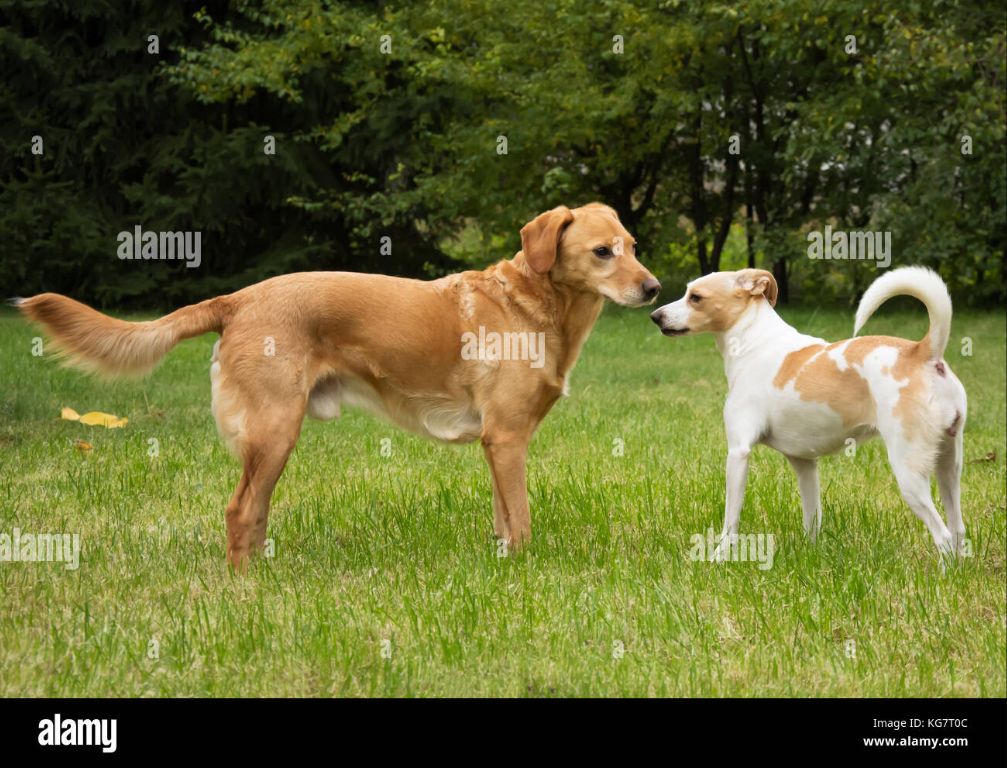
[710,153,738,273]
[686,108,712,275]
[709,68,739,274]
[698,238,710,274]
[744,164,756,269]
[772,255,789,304]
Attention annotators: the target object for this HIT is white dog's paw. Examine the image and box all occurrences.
[937,543,960,575]
[954,530,969,559]
[712,535,732,563]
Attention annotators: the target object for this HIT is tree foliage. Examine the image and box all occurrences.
[1,0,1003,307]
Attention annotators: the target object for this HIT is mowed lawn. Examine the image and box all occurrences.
[0,302,1004,697]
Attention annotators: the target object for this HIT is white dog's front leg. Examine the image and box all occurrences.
[713,446,752,561]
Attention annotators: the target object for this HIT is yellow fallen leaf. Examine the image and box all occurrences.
[78,411,128,429]
[75,439,92,452]
[61,407,128,428]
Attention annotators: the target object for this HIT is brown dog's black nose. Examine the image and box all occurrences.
[642,278,661,301]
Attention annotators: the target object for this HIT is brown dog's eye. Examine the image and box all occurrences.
[593,246,613,259]
[689,294,703,303]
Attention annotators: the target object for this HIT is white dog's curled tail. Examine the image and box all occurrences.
[854,266,952,360]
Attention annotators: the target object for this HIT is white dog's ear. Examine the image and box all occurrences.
[520,206,574,274]
[736,269,778,307]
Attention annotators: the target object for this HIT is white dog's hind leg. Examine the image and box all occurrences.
[936,428,966,556]
[890,463,955,562]
[787,455,822,541]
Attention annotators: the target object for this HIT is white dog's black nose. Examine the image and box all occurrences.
[650,308,663,325]
[642,278,661,301]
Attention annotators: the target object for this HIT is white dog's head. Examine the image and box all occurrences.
[650,269,778,336]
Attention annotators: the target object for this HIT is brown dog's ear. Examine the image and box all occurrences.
[736,269,778,306]
[520,206,574,274]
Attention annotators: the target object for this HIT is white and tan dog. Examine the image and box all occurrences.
[650,267,967,561]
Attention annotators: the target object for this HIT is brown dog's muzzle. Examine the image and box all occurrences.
[642,277,662,302]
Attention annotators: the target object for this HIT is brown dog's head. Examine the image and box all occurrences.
[519,203,661,307]
[649,269,778,336]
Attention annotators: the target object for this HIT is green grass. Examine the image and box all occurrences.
[0,304,1004,697]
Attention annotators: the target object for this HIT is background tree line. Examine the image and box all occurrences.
[1,0,1003,309]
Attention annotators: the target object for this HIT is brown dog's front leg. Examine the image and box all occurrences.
[481,431,532,549]
[483,446,511,541]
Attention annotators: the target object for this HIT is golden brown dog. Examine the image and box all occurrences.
[16,203,660,567]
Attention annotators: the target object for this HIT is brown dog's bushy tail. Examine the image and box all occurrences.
[12,293,229,378]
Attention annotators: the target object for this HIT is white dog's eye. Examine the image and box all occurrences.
[689,294,703,303]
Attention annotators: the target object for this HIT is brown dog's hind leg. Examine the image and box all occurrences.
[225,405,304,570]
[224,473,252,567]
[211,329,312,569]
